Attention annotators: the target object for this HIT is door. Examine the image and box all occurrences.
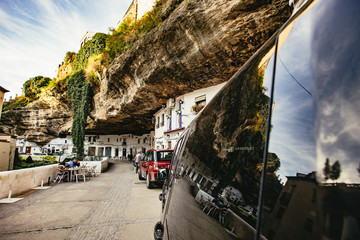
[105,147,111,157]
[26,147,31,154]
[115,148,119,157]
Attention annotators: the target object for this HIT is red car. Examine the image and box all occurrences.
[138,149,173,189]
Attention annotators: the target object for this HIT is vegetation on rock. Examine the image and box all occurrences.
[67,70,92,158]
[2,0,183,112]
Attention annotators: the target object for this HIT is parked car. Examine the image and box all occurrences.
[138,149,173,189]
[154,1,360,240]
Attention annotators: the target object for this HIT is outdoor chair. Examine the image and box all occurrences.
[89,165,97,177]
[75,168,87,183]
[54,168,68,183]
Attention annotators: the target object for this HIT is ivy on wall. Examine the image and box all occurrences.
[67,70,92,158]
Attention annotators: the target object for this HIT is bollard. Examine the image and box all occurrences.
[8,189,12,200]
[41,180,44,188]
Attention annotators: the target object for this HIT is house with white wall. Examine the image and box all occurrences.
[16,131,154,160]
[83,132,154,159]
[154,82,227,150]
[16,136,42,155]
[43,136,73,156]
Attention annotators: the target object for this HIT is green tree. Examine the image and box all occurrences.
[330,160,341,181]
[323,158,331,181]
[323,158,341,181]
[64,51,76,63]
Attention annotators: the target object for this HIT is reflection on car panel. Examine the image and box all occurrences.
[155,1,360,240]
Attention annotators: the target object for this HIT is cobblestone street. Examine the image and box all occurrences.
[0,161,162,240]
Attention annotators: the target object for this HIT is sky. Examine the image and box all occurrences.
[0,0,133,100]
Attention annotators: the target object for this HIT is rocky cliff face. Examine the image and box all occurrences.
[1,0,291,145]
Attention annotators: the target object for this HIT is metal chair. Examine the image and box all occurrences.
[54,167,68,183]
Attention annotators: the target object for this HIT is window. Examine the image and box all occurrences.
[168,110,172,130]
[161,114,165,127]
[143,138,146,144]
[195,174,203,184]
[148,152,154,161]
[93,136,96,142]
[157,151,173,162]
[108,138,110,142]
[138,139,140,144]
[178,111,182,128]
[65,140,67,144]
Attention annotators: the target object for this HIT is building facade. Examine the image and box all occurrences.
[154,82,227,150]
[16,132,154,160]
[83,132,154,159]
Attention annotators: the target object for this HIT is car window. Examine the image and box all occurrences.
[148,152,154,161]
[156,151,173,162]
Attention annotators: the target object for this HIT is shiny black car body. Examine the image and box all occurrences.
[154,1,360,239]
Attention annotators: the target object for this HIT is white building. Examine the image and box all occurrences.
[83,132,154,159]
[43,136,73,156]
[154,82,227,150]
[16,136,42,155]
[16,132,154,159]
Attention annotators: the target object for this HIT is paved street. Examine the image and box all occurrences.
[0,161,162,240]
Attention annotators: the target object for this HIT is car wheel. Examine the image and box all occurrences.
[146,172,154,189]
[138,169,144,180]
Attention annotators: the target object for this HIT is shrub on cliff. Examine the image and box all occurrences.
[105,0,183,61]
[72,33,108,72]
[23,76,51,100]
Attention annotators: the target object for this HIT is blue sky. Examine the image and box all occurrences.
[0,0,133,99]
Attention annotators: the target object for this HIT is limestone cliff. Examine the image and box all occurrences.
[1,0,291,145]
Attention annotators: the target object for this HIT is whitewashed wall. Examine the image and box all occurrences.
[0,164,57,199]
[154,82,227,149]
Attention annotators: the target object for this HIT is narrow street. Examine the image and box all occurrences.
[0,161,162,240]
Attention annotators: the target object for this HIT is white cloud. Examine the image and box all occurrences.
[0,0,133,99]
